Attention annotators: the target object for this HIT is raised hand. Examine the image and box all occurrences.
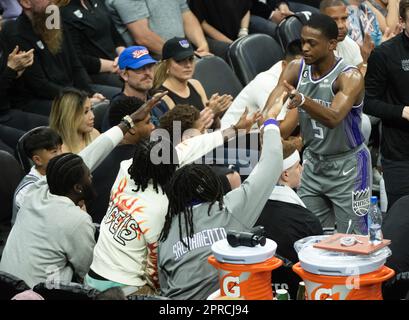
[360,33,375,62]
[130,91,168,123]
[234,107,262,133]
[283,80,303,109]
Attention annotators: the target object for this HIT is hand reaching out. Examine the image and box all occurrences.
[234,107,262,133]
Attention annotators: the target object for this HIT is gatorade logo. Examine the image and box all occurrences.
[223,276,240,298]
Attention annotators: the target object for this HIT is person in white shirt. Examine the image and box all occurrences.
[221,40,302,130]
[12,127,63,225]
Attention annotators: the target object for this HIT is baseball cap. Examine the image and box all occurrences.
[162,37,195,61]
[118,46,157,70]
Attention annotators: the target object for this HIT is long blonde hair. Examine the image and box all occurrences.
[49,88,92,154]
[153,59,172,90]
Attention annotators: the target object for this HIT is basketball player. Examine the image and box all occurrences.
[264,13,372,234]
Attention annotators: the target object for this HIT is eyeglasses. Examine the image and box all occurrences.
[175,56,195,65]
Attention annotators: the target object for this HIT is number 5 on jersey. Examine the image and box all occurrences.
[311,119,324,139]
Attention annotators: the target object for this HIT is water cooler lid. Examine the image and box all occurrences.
[211,238,277,265]
[295,236,392,276]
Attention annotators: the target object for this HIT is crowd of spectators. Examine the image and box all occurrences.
[0,0,409,301]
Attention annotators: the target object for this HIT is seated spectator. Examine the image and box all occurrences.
[220,39,302,130]
[12,127,62,224]
[154,37,232,128]
[320,0,367,70]
[103,46,168,130]
[0,94,161,288]
[0,23,48,150]
[366,0,401,31]
[86,107,258,293]
[0,0,22,20]
[1,0,108,116]
[159,104,242,192]
[251,0,319,25]
[255,141,323,264]
[157,98,283,300]
[49,88,100,154]
[189,0,277,42]
[104,0,228,59]
[345,0,386,48]
[61,0,126,88]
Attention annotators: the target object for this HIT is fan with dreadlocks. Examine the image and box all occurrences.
[160,164,225,249]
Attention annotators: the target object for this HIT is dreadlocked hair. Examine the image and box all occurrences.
[46,153,85,196]
[159,164,225,249]
[128,138,179,194]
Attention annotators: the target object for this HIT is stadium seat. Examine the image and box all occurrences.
[92,100,110,132]
[0,271,30,300]
[275,12,311,52]
[0,150,24,229]
[227,34,284,86]
[15,126,48,174]
[193,55,243,99]
[33,281,99,300]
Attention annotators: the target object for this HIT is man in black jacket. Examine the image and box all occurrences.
[364,0,409,209]
[2,0,107,116]
[0,23,48,154]
[61,0,125,88]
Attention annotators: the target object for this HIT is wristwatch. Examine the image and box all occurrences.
[121,115,135,129]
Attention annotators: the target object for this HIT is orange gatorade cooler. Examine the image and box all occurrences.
[292,236,395,300]
[208,238,282,300]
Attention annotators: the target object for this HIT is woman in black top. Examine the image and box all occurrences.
[153,37,232,128]
[61,0,126,88]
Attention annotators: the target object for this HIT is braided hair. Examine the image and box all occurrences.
[160,164,224,249]
[128,138,179,194]
[46,153,85,196]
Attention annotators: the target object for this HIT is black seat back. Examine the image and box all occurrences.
[227,34,284,85]
[275,12,312,52]
[15,126,48,174]
[0,271,30,300]
[193,55,243,98]
[33,282,99,300]
[92,100,110,132]
[0,150,24,227]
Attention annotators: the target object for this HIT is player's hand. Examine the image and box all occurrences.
[283,80,304,109]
